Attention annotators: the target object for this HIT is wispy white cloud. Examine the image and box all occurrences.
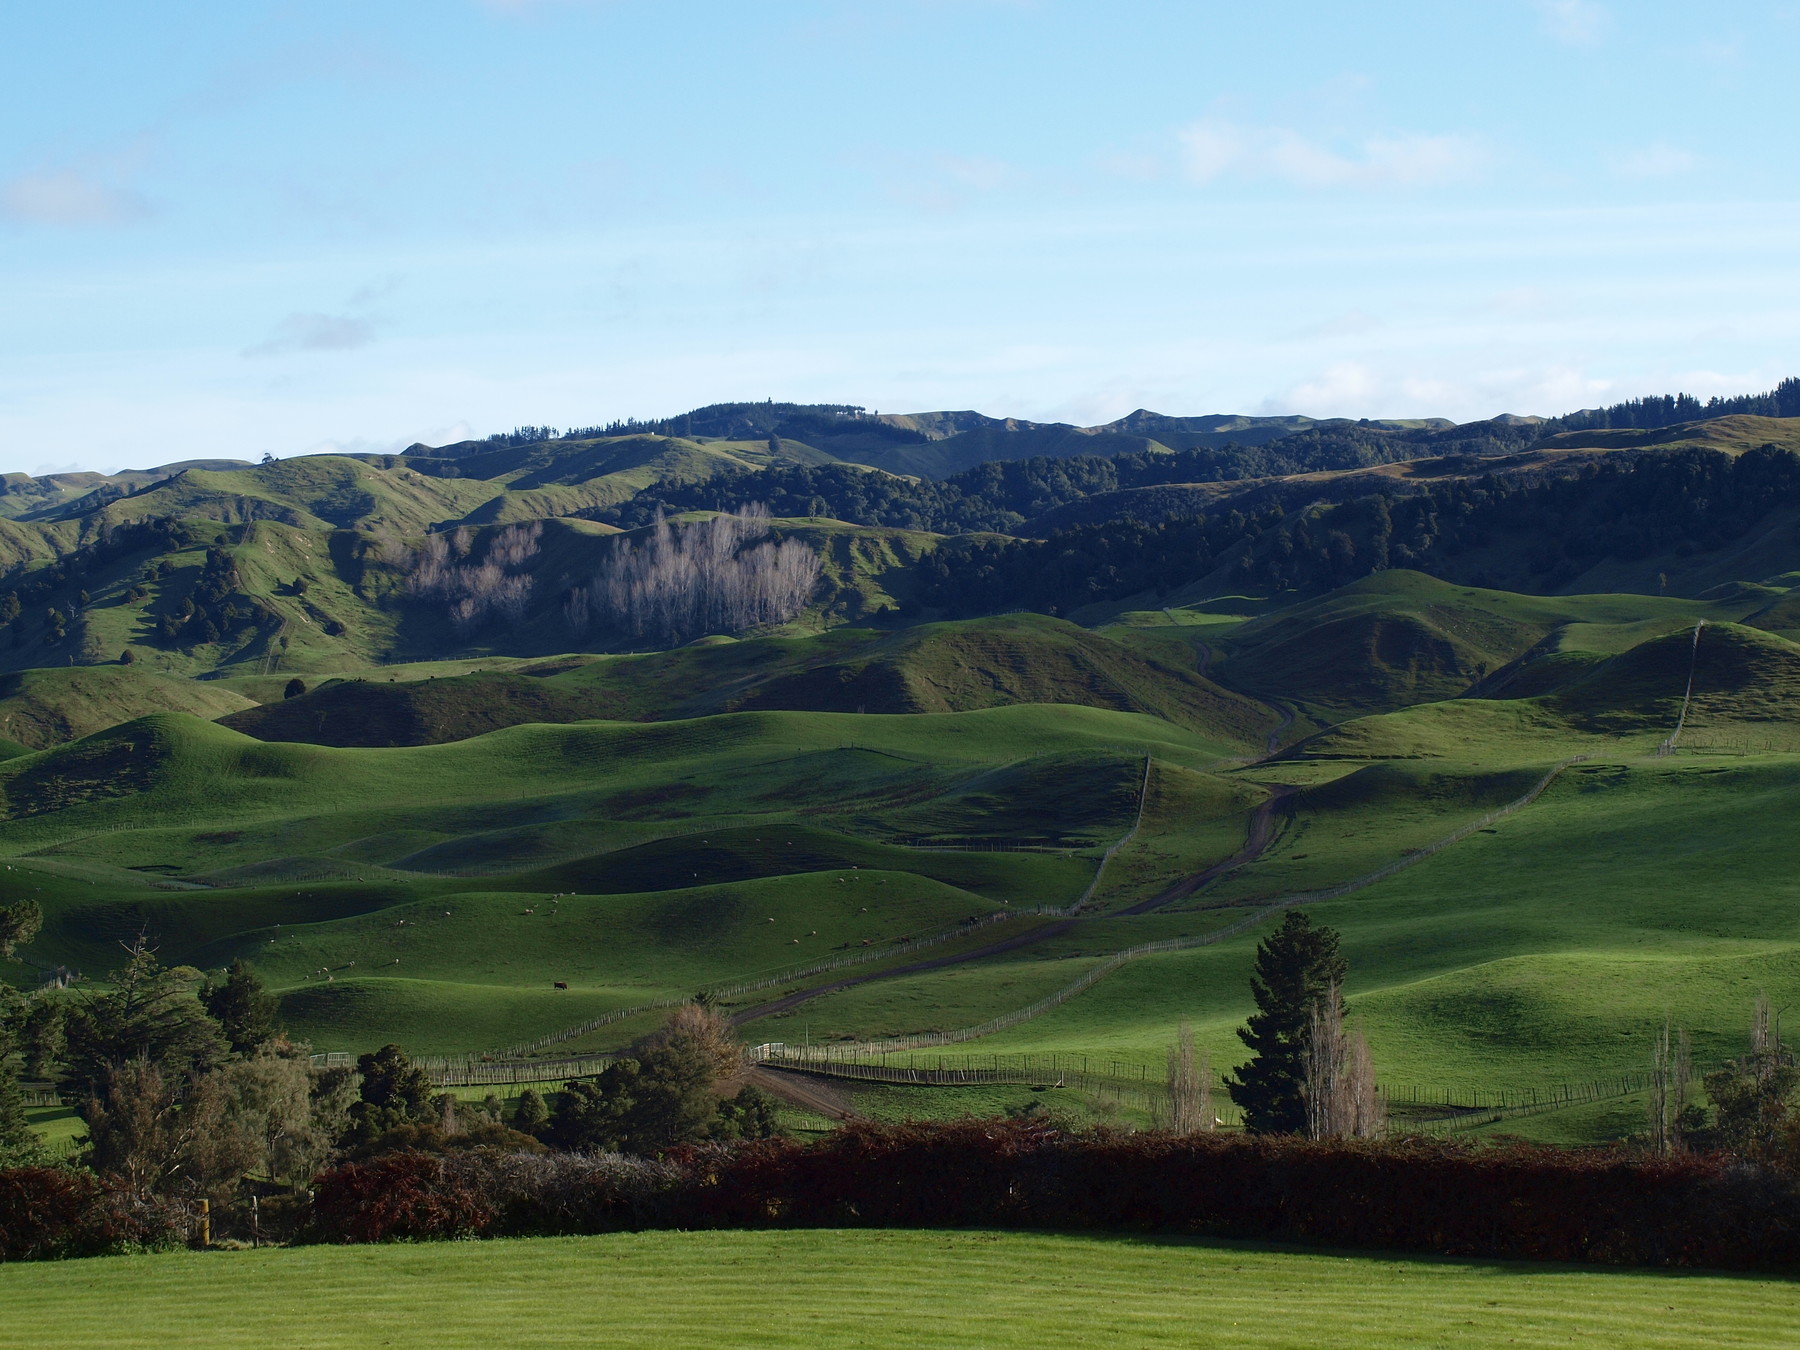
[0,169,149,226]
[1534,0,1610,46]
[1260,360,1623,421]
[1179,120,1486,189]
[243,313,377,358]
[1613,143,1699,178]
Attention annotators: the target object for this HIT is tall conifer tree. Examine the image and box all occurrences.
[1228,911,1346,1134]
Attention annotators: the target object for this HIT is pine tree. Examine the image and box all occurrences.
[61,941,227,1098]
[202,960,280,1055]
[1227,911,1346,1134]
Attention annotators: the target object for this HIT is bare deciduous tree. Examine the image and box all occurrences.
[569,505,821,646]
[1648,1015,1695,1155]
[1303,982,1384,1140]
[404,521,543,634]
[1156,1019,1212,1134]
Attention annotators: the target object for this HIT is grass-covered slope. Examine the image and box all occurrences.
[87,457,505,534]
[6,450,1800,1138]
[219,613,1273,749]
[1538,412,1800,457]
[0,665,255,749]
[0,703,1191,1051]
[1212,571,1758,720]
[217,670,620,747]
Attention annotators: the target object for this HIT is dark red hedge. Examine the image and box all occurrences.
[302,1122,1800,1271]
[0,1167,189,1261]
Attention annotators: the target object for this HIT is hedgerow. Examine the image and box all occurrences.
[303,1123,1800,1270]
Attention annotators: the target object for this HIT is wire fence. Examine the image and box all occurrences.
[303,912,1029,1077]
[1061,755,1152,914]
[1393,1074,1655,1135]
[747,1048,1658,1136]
[1655,621,1706,757]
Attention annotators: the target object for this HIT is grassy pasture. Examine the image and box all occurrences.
[2,705,1160,1052]
[1,1230,1795,1349]
[0,703,1210,865]
[1212,570,1764,722]
[951,754,1800,1095]
[8,574,1800,1141]
[217,612,1277,747]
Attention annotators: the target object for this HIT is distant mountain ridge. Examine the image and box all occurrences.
[405,403,1478,481]
[0,376,1796,684]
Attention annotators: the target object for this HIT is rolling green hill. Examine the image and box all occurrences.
[10,388,1800,1147]
[0,665,256,749]
[1,567,1795,1129]
[1211,571,1762,720]
[220,613,1273,748]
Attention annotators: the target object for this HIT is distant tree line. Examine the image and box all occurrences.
[593,420,1544,537]
[1555,377,1800,432]
[914,445,1800,613]
[564,401,887,444]
[461,402,902,448]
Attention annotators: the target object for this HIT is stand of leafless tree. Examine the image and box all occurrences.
[568,505,821,646]
[1304,982,1384,1140]
[404,522,542,634]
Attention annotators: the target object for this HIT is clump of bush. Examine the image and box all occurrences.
[0,1167,189,1261]
[307,1149,683,1243]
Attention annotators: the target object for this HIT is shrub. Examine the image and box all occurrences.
[0,1167,189,1261]
[306,1153,495,1244]
[305,1150,680,1243]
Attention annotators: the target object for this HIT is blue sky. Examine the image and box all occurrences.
[4,1,1798,473]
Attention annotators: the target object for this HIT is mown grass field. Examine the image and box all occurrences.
[2,1230,1795,1349]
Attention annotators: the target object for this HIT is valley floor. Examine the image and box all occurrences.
[2,1229,1795,1349]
